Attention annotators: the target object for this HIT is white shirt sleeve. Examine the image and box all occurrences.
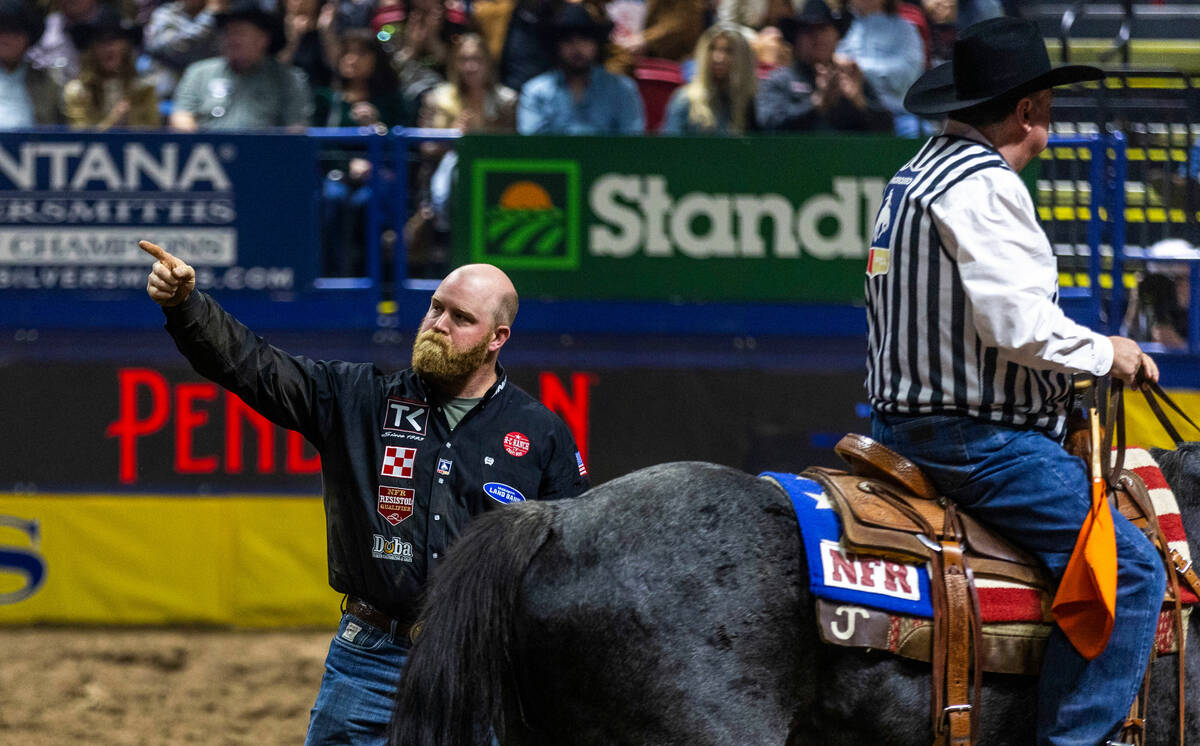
[931,167,1114,376]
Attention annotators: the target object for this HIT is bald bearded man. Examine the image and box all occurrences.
[142,241,590,745]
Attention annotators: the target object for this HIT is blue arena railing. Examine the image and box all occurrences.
[390,126,462,294]
[306,126,390,298]
[1052,132,1128,335]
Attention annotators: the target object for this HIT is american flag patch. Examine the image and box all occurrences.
[575,451,588,477]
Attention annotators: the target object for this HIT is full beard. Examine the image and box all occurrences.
[411,329,492,389]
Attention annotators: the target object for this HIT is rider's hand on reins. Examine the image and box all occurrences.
[1108,336,1159,390]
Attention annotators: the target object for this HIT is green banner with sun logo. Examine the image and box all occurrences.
[453,134,924,303]
[471,159,581,270]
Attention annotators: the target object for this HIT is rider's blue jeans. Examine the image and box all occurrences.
[305,610,409,745]
[872,412,1166,746]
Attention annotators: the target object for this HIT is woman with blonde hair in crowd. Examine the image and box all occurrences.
[662,23,757,135]
[419,32,517,137]
[410,32,517,272]
[63,8,160,129]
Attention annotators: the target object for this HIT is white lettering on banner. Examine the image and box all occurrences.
[0,264,293,290]
[0,198,236,225]
[588,174,885,260]
[819,539,920,601]
[0,228,236,265]
[0,142,232,191]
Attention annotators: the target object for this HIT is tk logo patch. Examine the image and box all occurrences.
[384,398,428,436]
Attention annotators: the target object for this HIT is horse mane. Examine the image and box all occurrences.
[390,501,557,746]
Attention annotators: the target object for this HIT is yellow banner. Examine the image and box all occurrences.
[0,494,340,627]
[1124,389,1200,450]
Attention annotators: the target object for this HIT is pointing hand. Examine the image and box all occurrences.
[140,240,196,307]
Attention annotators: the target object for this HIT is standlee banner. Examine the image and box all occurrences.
[452,134,918,303]
[0,131,320,297]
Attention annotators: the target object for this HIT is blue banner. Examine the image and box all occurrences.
[0,130,320,300]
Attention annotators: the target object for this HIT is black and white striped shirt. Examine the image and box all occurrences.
[865,124,1113,435]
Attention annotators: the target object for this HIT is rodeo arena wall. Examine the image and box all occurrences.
[2,129,1199,627]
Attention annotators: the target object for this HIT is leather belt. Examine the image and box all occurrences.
[346,597,411,639]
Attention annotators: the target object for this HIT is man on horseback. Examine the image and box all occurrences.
[865,17,1167,746]
[140,242,590,745]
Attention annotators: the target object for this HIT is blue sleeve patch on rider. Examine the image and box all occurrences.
[762,471,933,618]
[484,482,526,504]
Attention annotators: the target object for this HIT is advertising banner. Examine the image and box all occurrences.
[0,360,870,493]
[0,131,320,298]
[2,359,1194,494]
[452,134,918,303]
[2,362,324,493]
[0,494,338,626]
[0,355,1194,626]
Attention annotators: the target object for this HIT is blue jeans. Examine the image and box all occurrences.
[305,610,410,745]
[871,412,1166,746]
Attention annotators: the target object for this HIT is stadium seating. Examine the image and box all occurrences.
[632,57,686,133]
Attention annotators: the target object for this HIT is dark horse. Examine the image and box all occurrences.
[389,444,1200,746]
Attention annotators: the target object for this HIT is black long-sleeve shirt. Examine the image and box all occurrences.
[163,291,589,625]
[755,61,894,133]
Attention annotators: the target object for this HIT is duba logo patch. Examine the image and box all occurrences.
[372,534,413,562]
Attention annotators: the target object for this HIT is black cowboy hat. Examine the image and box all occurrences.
[0,0,45,41]
[68,7,142,52]
[550,3,612,42]
[777,0,844,42]
[216,0,286,54]
[904,16,1103,116]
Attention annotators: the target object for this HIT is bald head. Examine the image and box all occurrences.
[439,263,519,327]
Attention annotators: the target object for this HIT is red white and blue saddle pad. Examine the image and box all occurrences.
[764,447,1197,624]
[763,470,935,618]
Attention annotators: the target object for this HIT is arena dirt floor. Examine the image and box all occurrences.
[0,627,336,744]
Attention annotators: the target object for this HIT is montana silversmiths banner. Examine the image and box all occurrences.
[0,131,320,296]
[452,134,919,303]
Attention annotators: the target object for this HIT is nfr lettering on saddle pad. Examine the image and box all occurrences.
[763,471,933,617]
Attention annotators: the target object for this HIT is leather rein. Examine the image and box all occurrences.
[1104,378,1200,746]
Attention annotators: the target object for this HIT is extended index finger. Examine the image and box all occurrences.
[138,240,177,268]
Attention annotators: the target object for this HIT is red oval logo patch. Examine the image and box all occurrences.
[503,431,530,457]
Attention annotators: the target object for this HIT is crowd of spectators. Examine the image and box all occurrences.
[0,0,1010,135]
[0,0,1013,275]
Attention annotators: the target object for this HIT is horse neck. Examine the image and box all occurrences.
[1166,444,1200,561]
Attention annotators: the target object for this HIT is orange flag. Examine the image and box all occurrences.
[1051,408,1118,660]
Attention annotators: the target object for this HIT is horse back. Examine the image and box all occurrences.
[513,461,818,746]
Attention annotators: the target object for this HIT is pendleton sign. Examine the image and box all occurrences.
[453,134,917,303]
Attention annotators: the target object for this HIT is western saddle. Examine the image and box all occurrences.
[804,428,1199,746]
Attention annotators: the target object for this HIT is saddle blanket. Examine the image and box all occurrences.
[764,448,1197,623]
